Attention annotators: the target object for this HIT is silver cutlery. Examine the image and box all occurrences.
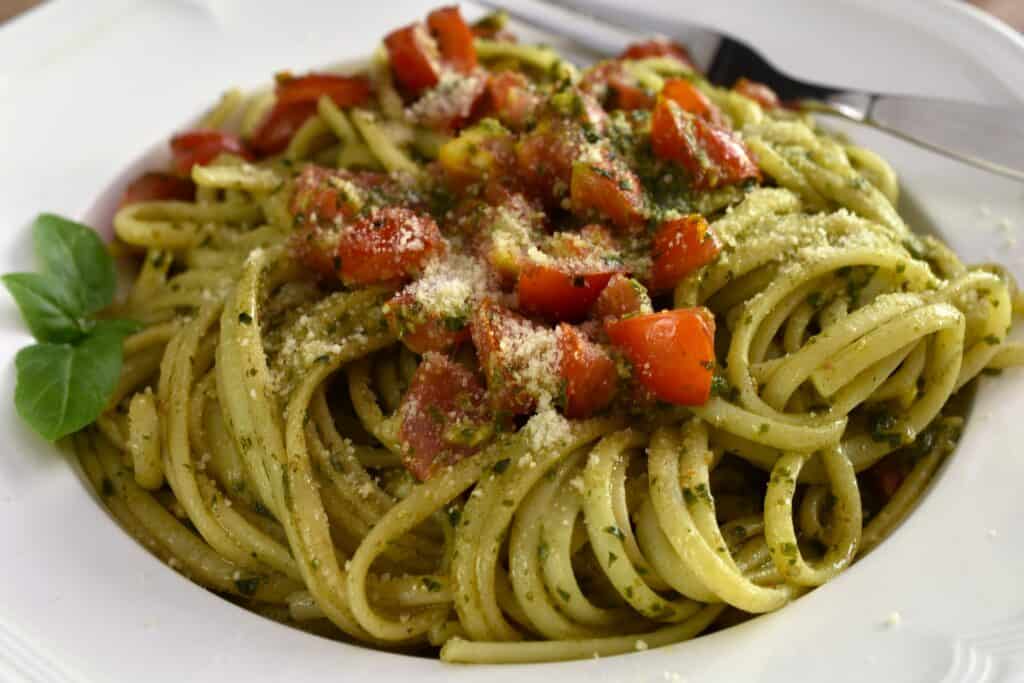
[479,0,1024,181]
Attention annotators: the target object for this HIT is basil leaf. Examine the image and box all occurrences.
[33,213,116,315]
[13,320,139,441]
[1,272,91,343]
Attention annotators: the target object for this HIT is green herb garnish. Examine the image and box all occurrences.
[2,214,140,441]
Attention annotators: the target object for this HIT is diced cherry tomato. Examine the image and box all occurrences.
[570,155,645,230]
[581,61,654,111]
[276,72,373,108]
[290,166,371,222]
[651,99,761,190]
[605,308,716,405]
[249,74,372,156]
[593,274,651,320]
[385,23,442,94]
[660,78,723,125]
[487,71,540,130]
[471,298,554,414]
[517,264,618,322]
[289,166,419,278]
[385,291,471,354]
[249,101,317,156]
[169,130,251,174]
[118,172,195,208]
[427,6,477,74]
[515,120,581,205]
[556,323,617,418]
[650,215,721,291]
[336,207,443,285]
[398,352,491,480]
[409,72,488,132]
[734,77,780,110]
[620,38,696,70]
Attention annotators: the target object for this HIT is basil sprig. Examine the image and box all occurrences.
[3,214,141,441]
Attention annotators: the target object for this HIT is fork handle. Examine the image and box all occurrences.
[805,94,1024,181]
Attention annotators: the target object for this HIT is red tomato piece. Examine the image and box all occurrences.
[249,101,317,156]
[660,78,723,125]
[734,77,780,110]
[288,167,399,279]
[471,298,555,414]
[276,72,373,108]
[385,291,471,354]
[556,323,618,418]
[337,207,443,285]
[605,308,716,405]
[515,120,582,205]
[398,353,491,480]
[249,74,372,156]
[409,71,488,132]
[593,274,651,320]
[169,130,250,174]
[650,215,722,291]
[385,23,442,94]
[290,166,369,222]
[651,99,761,190]
[570,155,645,230]
[118,172,195,208]
[581,61,655,111]
[427,6,477,74]
[487,71,540,130]
[517,264,618,322]
[620,38,696,70]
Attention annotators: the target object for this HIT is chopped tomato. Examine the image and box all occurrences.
[620,38,696,70]
[605,308,716,405]
[734,77,780,110]
[487,71,540,130]
[275,72,373,108]
[384,23,442,94]
[337,207,443,285]
[249,73,372,156]
[593,274,651,320]
[651,99,761,190]
[650,215,721,291]
[409,72,488,132]
[570,155,645,230]
[118,172,195,208]
[471,299,554,414]
[517,264,618,322]
[556,323,617,418]
[291,166,371,222]
[398,353,491,480]
[249,102,317,156]
[581,61,654,111]
[427,6,477,74]
[169,130,250,174]
[385,292,470,354]
[660,78,722,125]
[515,119,582,205]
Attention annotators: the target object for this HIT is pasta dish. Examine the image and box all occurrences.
[64,7,1022,663]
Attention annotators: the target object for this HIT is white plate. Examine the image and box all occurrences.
[1,1,1024,681]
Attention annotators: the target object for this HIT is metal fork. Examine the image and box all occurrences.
[479,0,1024,182]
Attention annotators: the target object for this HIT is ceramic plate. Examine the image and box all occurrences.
[1,1,1023,681]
